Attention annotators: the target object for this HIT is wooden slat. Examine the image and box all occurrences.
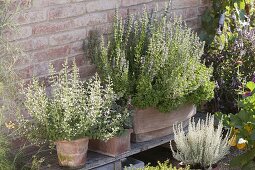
[24,113,209,170]
[33,132,177,170]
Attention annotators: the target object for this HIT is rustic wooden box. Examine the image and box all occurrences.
[132,104,196,142]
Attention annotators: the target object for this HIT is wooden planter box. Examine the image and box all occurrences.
[88,129,132,157]
[132,104,196,142]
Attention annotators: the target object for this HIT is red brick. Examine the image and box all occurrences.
[50,54,87,73]
[200,0,210,5]
[71,54,88,67]
[49,29,87,46]
[186,18,199,29]
[198,6,208,15]
[32,45,71,63]
[70,41,84,55]
[74,12,108,28]
[121,0,152,7]
[4,26,32,41]
[33,62,49,77]
[8,0,32,11]
[79,65,96,79]
[173,8,198,20]
[48,3,86,20]
[89,22,113,35]
[107,8,128,22]
[172,0,199,9]
[16,65,34,79]
[14,37,48,51]
[16,10,47,25]
[86,0,119,13]
[32,0,50,8]
[48,0,70,5]
[32,20,74,35]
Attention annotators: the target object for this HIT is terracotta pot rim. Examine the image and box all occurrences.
[134,103,195,111]
[55,137,89,144]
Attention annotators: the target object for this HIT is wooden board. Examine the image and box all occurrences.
[23,132,179,170]
[22,113,210,170]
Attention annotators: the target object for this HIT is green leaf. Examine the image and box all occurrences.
[247,81,255,91]
[230,148,255,168]
[237,110,250,122]
[251,129,255,140]
[239,1,245,10]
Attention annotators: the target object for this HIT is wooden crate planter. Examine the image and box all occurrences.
[89,129,132,157]
[132,104,196,142]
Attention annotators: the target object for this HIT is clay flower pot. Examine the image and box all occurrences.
[55,137,89,168]
[89,129,132,157]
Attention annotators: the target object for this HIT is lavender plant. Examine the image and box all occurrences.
[89,8,215,112]
[19,60,129,144]
[170,114,230,169]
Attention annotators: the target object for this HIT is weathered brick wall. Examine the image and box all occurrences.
[9,0,209,81]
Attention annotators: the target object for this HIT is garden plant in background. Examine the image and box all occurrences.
[217,80,255,169]
[136,161,190,170]
[0,1,35,169]
[88,8,215,113]
[0,113,13,170]
[18,60,130,167]
[170,114,230,169]
[200,0,255,113]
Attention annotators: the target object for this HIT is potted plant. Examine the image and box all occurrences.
[18,60,122,168]
[84,75,132,157]
[87,7,215,142]
[170,114,230,170]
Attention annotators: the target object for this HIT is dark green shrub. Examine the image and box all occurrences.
[200,0,255,113]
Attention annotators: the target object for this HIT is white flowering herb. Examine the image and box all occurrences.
[170,114,230,169]
[19,60,129,144]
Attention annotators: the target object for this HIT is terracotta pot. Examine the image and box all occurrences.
[89,129,132,157]
[55,137,89,168]
[132,104,196,142]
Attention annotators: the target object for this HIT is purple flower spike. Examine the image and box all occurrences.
[252,77,255,83]
[243,91,252,97]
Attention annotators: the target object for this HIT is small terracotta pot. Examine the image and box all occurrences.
[89,129,132,157]
[55,137,89,168]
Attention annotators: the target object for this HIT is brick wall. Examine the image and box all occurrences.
[9,0,210,81]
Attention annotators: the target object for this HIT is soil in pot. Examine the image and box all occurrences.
[55,137,89,168]
[89,129,132,157]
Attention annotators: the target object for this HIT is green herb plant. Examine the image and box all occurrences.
[0,113,13,170]
[88,8,215,112]
[0,1,31,169]
[19,60,129,144]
